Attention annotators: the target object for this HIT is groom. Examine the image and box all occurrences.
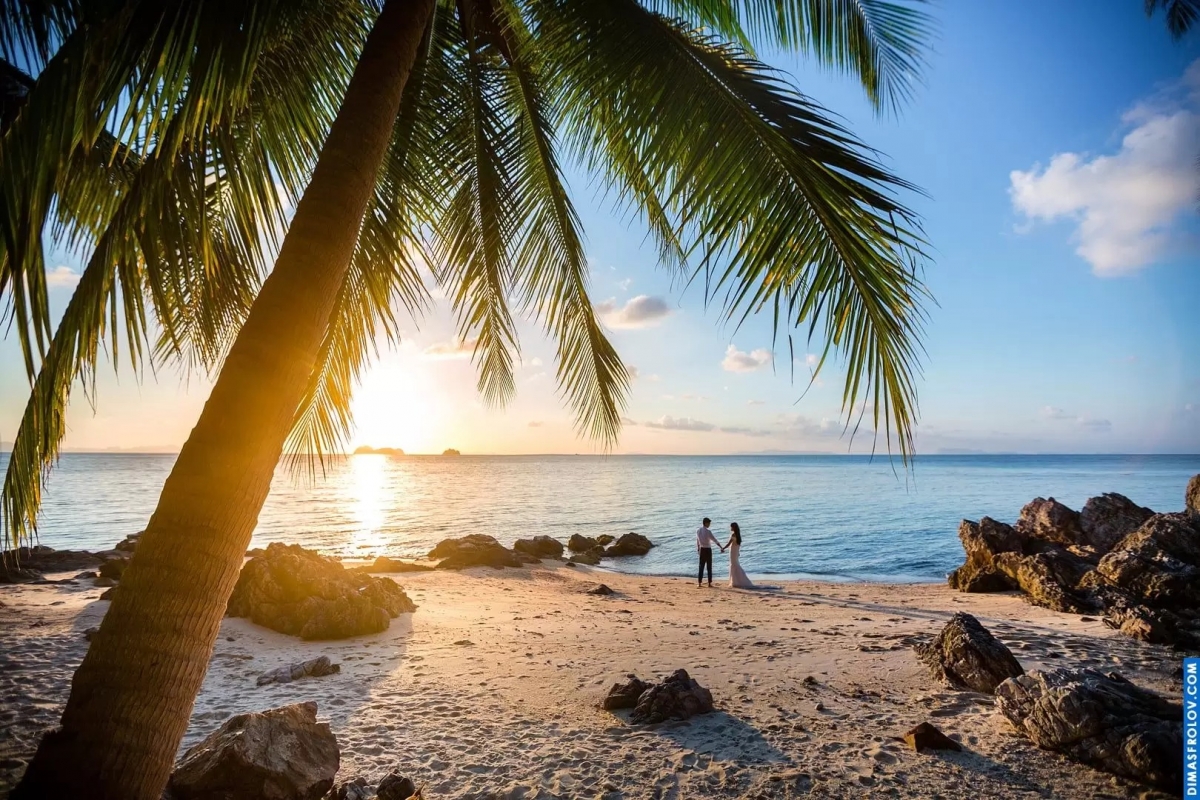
[696,517,721,587]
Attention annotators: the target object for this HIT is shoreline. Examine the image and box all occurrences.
[0,561,1180,798]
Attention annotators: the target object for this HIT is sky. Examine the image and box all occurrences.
[1,1,1198,456]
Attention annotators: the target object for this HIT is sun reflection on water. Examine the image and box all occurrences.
[350,454,389,557]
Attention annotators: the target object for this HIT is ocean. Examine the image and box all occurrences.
[8,453,1199,583]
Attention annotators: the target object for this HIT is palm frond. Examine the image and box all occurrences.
[537,0,930,460]
[487,0,629,444]
[1146,0,1199,38]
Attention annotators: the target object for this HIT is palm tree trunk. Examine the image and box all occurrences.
[13,1,435,797]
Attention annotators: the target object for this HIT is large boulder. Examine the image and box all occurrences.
[429,535,526,570]
[991,549,1096,613]
[1016,497,1084,548]
[168,702,339,800]
[567,534,599,553]
[1079,493,1154,553]
[1096,513,1200,607]
[946,517,1022,592]
[995,669,1181,791]
[915,613,1023,694]
[227,543,416,640]
[513,535,564,559]
[375,771,418,800]
[1187,473,1200,518]
[630,669,714,724]
[603,532,654,557]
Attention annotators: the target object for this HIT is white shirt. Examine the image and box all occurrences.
[696,526,719,551]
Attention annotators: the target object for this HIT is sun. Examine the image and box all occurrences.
[350,363,443,453]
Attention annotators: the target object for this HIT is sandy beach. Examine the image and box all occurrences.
[0,562,1180,799]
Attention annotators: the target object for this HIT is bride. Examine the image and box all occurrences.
[722,522,754,589]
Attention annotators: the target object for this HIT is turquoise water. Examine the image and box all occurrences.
[8,453,1199,582]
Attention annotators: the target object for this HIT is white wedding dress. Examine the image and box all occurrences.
[728,542,754,588]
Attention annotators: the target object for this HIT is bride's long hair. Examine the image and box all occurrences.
[730,522,742,545]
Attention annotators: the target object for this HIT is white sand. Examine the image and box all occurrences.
[0,563,1181,799]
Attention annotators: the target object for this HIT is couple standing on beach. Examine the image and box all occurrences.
[696,517,754,589]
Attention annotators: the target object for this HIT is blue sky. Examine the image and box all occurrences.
[1,1,1198,455]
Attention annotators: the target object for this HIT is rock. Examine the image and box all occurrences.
[97,557,128,580]
[903,722,961,753]
[995,668,1181,791]
[915,613,1023,694]
[567,534,599,552]
[1,545,104,583]
[513,535,564,559]
[1079,493,1154,553]
[429,534,525,570]
[114,531,142,552]
[1096,513,1200,606]
[596,535,615,547]
[586,584,614,596]
[99,586,117,601]
[1016,497,1084,547]
[1101,605,1200,648]
[376,771,417,800]
[991,549,1095,613]
[256,656,341,686]
[946,517,1022,592]
[227,543,416,640]
[84,626,99,641]
[75,571,97,579]
[367,556,432,573]
[630,669,714,724]
[94,576,118,587]
[603,532,654,557]
[329,776,372,800]
[1187,473,1200,518]
[567,548,603,566]
[168,702,339,800]
[602,675,649,710]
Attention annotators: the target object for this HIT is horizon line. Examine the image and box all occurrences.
[3,450,1198,458]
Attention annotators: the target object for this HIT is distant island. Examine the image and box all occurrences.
[353,446,405,456]
[442,448,461,456]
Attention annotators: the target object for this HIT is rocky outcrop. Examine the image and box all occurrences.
[513,535,564,559]
[168,702,339,800]
[365,556,432,573]
[429,535,530,570]
[1080,493,1153,553]
[596,535,615,547]
[567,534,599,552]
[603,532,654,557]
[915,613,1023,694]
[227,543,415,640]
[586,583,615,596]
[1187,474,1200,518]
[948,474,1200,647]
[1,545,104,583]
[256,656,340,687]
[630,669,714,724]
[995,669,1181,791]
[568,548,602,566]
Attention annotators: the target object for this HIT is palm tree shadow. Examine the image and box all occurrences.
[611,709,790,765]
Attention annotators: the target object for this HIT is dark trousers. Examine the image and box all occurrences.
[698,547,713,585]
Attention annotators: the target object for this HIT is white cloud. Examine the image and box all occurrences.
[421,337,477,359]
[618,278,633,291]
[627,365,640,381]
[747,399,765,406]
[721,344,772,373]
[644,416,715,432]
[45,266,80,288]
[1010,58,1200,276]
[804,353,819,369]
[530,357,543,368]
[1042,405,1112,432]
[595,295,671,328]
